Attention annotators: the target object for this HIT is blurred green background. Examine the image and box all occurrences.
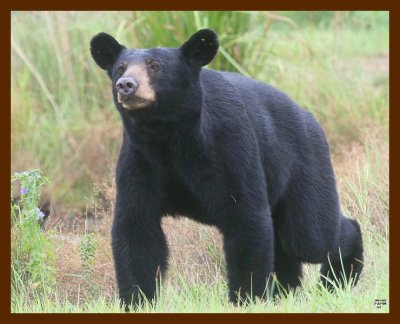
[11,11,389,212]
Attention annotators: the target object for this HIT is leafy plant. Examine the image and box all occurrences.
[78,233,100,296]
[11,169,57,294]
[79,233,97,275]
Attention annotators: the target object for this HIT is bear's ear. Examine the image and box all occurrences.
[180,29,219,68]
[90,32,125,71]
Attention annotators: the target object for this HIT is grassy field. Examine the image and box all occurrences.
[11,11,389,313]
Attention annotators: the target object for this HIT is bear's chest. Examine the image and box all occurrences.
[161,169,221,225]
[133,126,205,169]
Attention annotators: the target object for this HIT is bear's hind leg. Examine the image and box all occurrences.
[320,217,364,291]
[223,217,274,305]
[273,237,302,297]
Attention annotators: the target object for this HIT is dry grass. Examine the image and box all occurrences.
[333,124,388,234]
[162,217,225,287]
[53,233,115,303]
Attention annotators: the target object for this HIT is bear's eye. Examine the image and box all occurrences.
[149,62,161,72]
[117,65,126,75]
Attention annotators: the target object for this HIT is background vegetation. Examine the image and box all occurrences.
[11,11,389,313]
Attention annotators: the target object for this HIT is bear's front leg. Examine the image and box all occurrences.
[111,204,168,310]
[112,214,168,310]
[112,157,168,310]
[223,208,274,305]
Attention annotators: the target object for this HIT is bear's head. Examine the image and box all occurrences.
[90,29,219,112]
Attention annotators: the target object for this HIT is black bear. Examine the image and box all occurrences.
[90,29,364,308]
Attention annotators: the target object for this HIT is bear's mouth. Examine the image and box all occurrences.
[117,93,152,110]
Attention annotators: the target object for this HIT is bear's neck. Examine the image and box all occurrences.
[120,95,206,159]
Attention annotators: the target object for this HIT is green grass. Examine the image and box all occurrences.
[12,248,389,313]
[11,11,389,313]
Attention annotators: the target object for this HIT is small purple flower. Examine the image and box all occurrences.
[38,211,45,221]
[20,188,29,195]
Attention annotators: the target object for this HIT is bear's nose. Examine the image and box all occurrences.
[116,77,138,97]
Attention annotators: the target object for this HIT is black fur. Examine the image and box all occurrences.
[90,29,364,308]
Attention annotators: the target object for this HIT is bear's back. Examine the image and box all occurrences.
[199,68,313,153]
[199,68,332,207]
